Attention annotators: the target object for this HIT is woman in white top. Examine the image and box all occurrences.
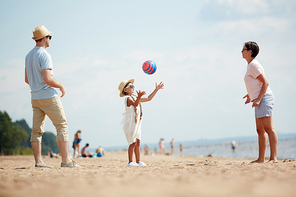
[242,41,278,163]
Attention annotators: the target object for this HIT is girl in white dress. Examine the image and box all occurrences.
[118,79,164,167]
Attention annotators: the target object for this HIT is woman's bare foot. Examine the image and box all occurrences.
[249,159,265,163]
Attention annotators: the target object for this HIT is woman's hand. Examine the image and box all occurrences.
[243,94,251,104]
[252,98,260,108]
[155,81,164,90]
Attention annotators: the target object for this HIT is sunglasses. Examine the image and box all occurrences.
[129,85,135,89]
[241,48,248,52]
[46,35,52,40]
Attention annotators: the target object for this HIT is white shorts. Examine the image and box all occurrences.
[255,93,275,119]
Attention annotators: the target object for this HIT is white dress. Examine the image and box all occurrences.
[121,95,142,145]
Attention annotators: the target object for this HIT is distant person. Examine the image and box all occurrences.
[159,138,165,154]
[25,25,82,168]
[170,138,175,154]
[47,151,60,158]
[180,143,183,156]
[72,130,82,158]
[50,151,60,158]
[242,41,278,163]
[118,79,164,167]
[144,145,149,155]
[231,141,236,152]
[95,146,105,157]
[81,143,92,157]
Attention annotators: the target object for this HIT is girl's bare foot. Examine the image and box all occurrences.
[267,160,278,163]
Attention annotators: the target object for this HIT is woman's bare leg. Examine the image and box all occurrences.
[77,143,80,157]
[253,118,267,163]
[73,144,76,158]
[260,117,278,162]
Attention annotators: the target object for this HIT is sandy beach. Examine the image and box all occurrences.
[0,151,296,197]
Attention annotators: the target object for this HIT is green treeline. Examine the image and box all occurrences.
[0,110,59,155]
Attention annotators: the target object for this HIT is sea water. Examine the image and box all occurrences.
[176,138,296,159]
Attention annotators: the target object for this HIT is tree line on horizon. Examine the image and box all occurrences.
[0,110,59,155]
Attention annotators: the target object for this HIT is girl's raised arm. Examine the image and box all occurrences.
[140,81,164,103]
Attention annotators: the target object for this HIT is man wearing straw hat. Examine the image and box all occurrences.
[25,25,82,168]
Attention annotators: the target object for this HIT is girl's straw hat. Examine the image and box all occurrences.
[118,79,134,97]
[32,25,52,40]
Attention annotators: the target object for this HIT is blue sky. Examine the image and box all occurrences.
[0,0,295,149]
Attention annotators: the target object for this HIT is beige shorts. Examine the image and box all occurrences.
[31,96,68,143]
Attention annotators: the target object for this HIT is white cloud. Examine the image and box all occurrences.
[217,0,269,15]
[204,17,291,37]
[200,0,296,22]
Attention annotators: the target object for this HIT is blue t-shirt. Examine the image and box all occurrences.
[25,46,58,100]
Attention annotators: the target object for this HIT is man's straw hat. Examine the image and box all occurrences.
[32,25,52,40]
[118,79,134,97]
